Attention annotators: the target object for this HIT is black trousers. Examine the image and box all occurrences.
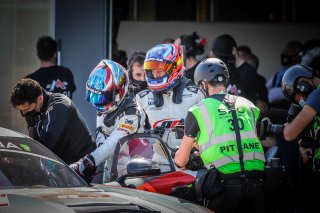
[208,176,266,213]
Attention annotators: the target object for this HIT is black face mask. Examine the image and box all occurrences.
[281,54,293,66]
[131,79,148,93]
[20,110,39,118]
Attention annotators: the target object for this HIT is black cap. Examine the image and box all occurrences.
[211,34,237,58]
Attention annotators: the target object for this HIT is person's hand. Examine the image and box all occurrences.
[193,141,199,150]
[25,113,39,127]
[69,154,96,184]
[186,153,204,171]
[185,147,204,170]
[299,140,313,164]
[95,127,108,147]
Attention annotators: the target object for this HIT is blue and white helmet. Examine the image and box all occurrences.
[85,59,129,113]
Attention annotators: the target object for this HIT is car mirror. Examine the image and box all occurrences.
[127,158,160,176]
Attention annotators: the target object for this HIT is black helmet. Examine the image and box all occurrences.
[194,58,229,85]
[211,34,237,58]
[281,64,314,102]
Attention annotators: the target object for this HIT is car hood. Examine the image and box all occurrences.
[0,185,211,213]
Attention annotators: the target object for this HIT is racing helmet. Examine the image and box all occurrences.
[281,64,314,102]
[85,59,129,112]
[194,58,229,86]
[144,44,185,92]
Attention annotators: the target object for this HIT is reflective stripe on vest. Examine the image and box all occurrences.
[192,97,265,169]
[209,151,266,168]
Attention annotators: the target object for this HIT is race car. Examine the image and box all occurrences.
[107,132,202,204]
[0,126,210,213]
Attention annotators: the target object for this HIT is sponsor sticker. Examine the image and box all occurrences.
[124,119,133,125]
[20,144,31,152]
[119,124,136,132]
[0,194,9,207]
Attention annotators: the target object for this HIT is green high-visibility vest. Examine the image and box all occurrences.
[310,86,320,159]
[190,95,265,174]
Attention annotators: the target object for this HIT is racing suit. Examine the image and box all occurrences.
[90,96,145,183]
[135,78,205,149]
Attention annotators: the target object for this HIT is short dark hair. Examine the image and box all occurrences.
[36,36,57,61]
[10,79,43,107]
[127,51,146,73]
[211,34,237,58]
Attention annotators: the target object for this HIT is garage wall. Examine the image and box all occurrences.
[118,21,320,80]
[0,0,51,134]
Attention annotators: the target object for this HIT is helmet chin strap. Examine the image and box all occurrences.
[151,77,189,107]
[172,77,190,104]
[200,81,209,97]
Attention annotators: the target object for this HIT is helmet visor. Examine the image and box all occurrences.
[85,84,114,106]
[144,60,173,74]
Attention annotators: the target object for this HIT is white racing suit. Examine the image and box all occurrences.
[135,78,205,148]
[135,78,205,174]
[91,96,145,183]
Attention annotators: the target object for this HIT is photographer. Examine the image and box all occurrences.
[281,65,320,203]
[262,64,320,208]
[281,65,320,144]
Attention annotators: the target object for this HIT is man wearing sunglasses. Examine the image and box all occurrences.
[10,78,96,165]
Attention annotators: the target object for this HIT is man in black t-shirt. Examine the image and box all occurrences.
[209,34,259,103]
[25,36,76,99]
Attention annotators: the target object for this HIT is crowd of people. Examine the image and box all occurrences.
[9,34,320,213]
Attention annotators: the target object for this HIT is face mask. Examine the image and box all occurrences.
[298,97,306,107]
[133,79,147,88]
[280,54,292,66]
[131,79,148,93]
[20,110,39,117]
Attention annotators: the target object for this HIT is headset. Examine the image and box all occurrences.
[295,80,314,96]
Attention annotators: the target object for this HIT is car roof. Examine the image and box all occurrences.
[0,127,29,138]
[0,126,60,162]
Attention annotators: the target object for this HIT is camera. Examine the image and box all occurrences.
[259,103,315,146]
[259,103,302,140]
[259,117,284,140]
[286,103,302,122]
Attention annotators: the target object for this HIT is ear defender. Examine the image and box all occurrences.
[295,80,313,96]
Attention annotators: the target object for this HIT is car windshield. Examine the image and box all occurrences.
[0,136,87,189]
[111,134,175,180]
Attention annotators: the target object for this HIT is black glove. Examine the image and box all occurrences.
[171,146,180,159]
[69,154,96,184]
[186,148,204,171]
